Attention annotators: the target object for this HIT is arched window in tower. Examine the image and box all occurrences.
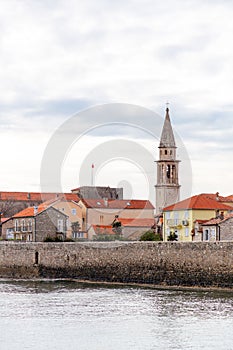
[166,164,170,179]
[161,164,164,182]
[172,165,176,181]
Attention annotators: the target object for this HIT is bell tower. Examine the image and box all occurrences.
[155,106,180,214]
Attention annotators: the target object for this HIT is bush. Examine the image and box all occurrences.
[167,231,178,241]
[139,230,163,241]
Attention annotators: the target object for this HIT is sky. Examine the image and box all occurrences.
[0,0,232,205]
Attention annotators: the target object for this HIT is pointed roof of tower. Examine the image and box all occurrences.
[159,107,176,148]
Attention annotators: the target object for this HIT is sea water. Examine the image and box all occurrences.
[0,281,232,350]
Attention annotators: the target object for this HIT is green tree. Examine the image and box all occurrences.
[71,221,81,234]
[140,230,163,241]
[167,231,178,241]
[112,220,122,235]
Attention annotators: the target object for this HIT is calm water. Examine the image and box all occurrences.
[0,281,232,350]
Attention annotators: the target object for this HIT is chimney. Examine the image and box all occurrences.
[34,206,38,216]
[103,198,108,207]
[216,192,219,201]
[220,211,224,220]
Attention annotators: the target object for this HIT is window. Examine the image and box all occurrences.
[204,229,209,241]
[100,215,104,223]
[71,208,77,216]
[6,229,14,240]
[15,220,19,232]
[185,228,189,237]
[165,212,170,219]
[211,228,216,238]
[165,150,167,155]
[184,210,189,219]
[28,219,32,231]
[27,234,32,242]
[22,219,26,232]
[72,232,84,239]
[170,150,172,155]
[166,164,170,178]
[57,219,64,232]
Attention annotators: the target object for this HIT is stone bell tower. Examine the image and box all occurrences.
[155,107,180,214]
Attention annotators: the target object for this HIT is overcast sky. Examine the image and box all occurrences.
[0,0,232,204]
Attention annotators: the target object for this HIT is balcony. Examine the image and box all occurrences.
[167,219,182,228]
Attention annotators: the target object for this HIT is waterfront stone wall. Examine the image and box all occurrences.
[0,241,232,288]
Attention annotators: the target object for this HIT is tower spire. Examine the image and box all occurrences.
[159,105,176,148]
[155,106,180,214]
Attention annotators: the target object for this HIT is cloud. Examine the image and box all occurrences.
[0,0,232,198]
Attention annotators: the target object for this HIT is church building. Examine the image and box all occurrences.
[155,107,180,214]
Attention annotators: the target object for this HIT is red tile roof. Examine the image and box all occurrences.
[0,191,79,202]
[0,217,9,223]
[163,193,233,211]
[91,225,115,235]
[119,218,155,227]
[202,213,233,226]
[81,199,154,210]
[223,194,233,202]
[13,203,49,218]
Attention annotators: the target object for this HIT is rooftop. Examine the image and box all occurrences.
[0,191,79,202]
[163,193,233,211]
[81,199,154,210]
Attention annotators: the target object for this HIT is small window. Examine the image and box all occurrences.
[22,219,26,232]
[185,228,189,237]
[71,208,77,216]
[28,219,32,231]
[15,220,19,231]
[57,219,64,233]
[170,150,172,155]
[165,150,167,155]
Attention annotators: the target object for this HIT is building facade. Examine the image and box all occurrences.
[2,204,68,242]
[162,193,233,241]
[78,198,155,231]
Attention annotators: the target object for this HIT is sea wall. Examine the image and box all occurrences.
[0,241,233,288]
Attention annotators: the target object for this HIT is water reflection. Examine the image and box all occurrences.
[0,281,232,350]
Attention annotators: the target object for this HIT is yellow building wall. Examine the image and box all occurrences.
[163,208,230,242]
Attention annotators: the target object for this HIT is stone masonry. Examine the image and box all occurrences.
[0,242,232,288]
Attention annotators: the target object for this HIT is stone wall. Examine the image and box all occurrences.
[0,241,232,288]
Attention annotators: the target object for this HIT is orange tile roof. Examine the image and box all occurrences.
[91,225,115,235]
[0,191,79,202]
[0,217,9,223]
[119,218,155,227]
[81,199,154,210]
[163,193,233,211]
[223,194,233,202]
[202,213,233,226]
[13,203,49,218]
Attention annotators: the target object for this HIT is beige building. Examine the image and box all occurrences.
[79,198,155,231]
[49,199,84,239]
